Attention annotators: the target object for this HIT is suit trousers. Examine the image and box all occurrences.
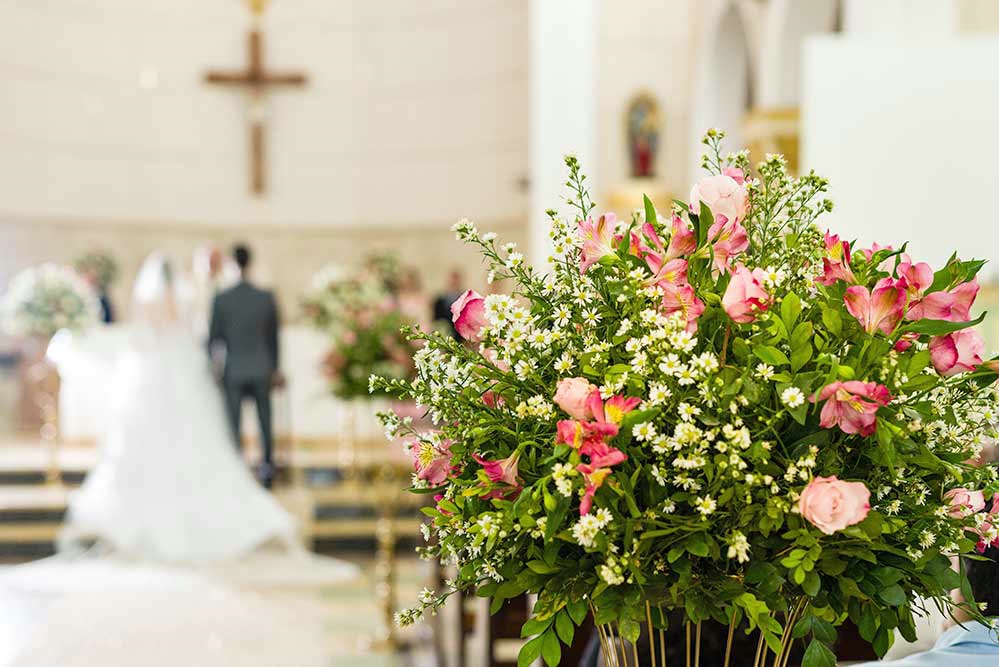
[223,378,274,486]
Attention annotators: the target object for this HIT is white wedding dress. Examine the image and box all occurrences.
[59,251,308,562]
[0,253,358,666]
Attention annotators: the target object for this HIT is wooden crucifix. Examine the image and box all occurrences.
[204,29,307,195]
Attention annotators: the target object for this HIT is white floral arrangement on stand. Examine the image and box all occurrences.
[2,263,101,338]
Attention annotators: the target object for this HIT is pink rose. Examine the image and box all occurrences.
[722,166,745,184]
[930,329,985,376]
[799,476,871,535]
[450,289,486,341]
[944,487,986,518]
[813,380,891,437]
[554,377,597,421]
[689,174,749,224]
[722,264,770,324]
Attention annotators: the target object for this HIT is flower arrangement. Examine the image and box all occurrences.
[74,249,118,291]
[373,130,998,667]
[1,263,101,338]
[304,254,417,400]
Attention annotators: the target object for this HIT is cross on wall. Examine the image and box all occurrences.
[204,29,307,196]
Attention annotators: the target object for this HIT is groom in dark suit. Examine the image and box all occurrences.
[209,244,283,489]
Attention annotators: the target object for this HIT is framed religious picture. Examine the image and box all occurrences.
[625,92,661,179]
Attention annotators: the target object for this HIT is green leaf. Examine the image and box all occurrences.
[521,616,554,638]
[873,625,893,657]
[643,194,658,227]
[802,570,821,597]
[813,617,837,644]
[697,201,713,247]
[541,629,561,667]
[876,584,906,607]
[781,293,802,329]
[801,639,837,667]
[527,560,558,575]
[619,619,641,643]
[555,611,575,645]
[686,533,709,557]
[754,346,790,367]
[905,312,986,335]
[518,635,543,667]
[821,308,842,337]
[567,598,588,626]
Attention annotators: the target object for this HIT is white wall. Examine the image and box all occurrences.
[802,37,999,278]
[595,0,696,198]
[0,0,528,227]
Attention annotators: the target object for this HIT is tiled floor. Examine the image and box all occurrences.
[0,554,435,667]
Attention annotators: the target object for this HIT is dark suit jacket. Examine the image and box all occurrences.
[208,281,280,383]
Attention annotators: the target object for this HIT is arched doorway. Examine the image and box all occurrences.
[688,2,753,180]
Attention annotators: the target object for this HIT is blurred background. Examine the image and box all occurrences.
[0,1,997,665]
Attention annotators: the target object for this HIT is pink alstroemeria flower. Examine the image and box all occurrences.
[411,438,453,486]
[707,216,750,274]
[576,441,628,516]
[816,231,856,286]
[639,218,695,287]
[578,212,617,274]
[929,329,985,376]
[856,242,895,271]
[641,216,697,262]
[555,419,619,450]
[907,278,979,322]
[661,282,705,333]
[948,278,980,321]
[587,391,642,426]
[975,502,999,553]
[813,381,892,437]
[897,258,934,296]
[844,278,906,335]
[473,451,522,499]
[645,256,689,288]
[722,264,770,324]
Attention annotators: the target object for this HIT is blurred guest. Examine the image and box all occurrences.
[396,267,431,331]
[79,266,114,324]
[433,268,465,338]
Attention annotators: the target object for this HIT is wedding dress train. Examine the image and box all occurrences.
[0,254,359,665]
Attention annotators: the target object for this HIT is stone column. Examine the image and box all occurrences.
[528,0,598,269]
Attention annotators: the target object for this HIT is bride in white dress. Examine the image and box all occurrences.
[0,253,358,667]
[59,251,299,562]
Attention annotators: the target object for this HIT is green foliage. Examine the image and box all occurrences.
[377,130,998,663]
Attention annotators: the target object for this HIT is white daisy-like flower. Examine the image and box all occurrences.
[781,387,805,409]
[658,354,683,376]
[647,383,672,405]
[755,363,774,380]
[694,496,717,516]
[633,422,657,441]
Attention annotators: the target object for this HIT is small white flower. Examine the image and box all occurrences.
[781,387,805,409]
[633,422,657,442]
[755,363,774,380]
[694,496,717,516]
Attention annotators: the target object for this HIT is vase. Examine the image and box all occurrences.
[592,601,805,667]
